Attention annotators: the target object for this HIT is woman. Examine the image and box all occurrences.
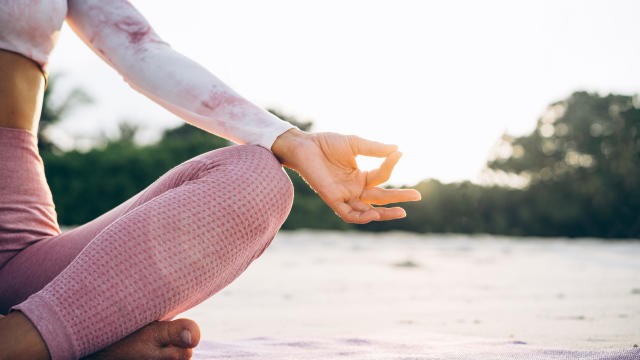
[0,1,421,359]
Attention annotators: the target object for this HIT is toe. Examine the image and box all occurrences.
[153,318,201,348]
[159,346,193,360]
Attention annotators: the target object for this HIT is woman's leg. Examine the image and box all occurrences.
[2,143,293,359]
[0,127,60,271]
[0,125,183,312]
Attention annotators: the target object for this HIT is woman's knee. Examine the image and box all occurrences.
[199,145,293,228]
[233,145,293,223]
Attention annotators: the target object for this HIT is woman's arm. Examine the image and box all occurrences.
[66,0,293,149]
[67,0,421,224]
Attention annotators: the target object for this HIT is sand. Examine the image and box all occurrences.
[181,231,640,356]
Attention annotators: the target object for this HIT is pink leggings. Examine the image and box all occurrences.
[0,127,293,359]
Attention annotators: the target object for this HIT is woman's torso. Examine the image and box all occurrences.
[0,0,67,133]
[0,50,45,133]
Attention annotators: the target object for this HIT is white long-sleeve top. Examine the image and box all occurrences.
[0,0,294,149]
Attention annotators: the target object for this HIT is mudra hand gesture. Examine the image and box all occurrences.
[272,128,422,224]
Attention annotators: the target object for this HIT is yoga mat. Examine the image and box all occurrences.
[193,335,640,360]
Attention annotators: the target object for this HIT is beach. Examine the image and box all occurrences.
[182,231,640,352]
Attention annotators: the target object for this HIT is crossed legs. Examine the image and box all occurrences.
[0,128,293,359]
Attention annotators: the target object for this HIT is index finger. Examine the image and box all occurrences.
[349,135,398,157]
[361,187,422,205]
[366,151,402,187]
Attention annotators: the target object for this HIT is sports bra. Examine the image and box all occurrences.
[0,0,294,149]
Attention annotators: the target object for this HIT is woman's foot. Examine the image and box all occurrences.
[85,318,201,360]
[0,312,200,360]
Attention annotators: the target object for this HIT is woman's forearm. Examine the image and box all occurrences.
[66,0,294,149]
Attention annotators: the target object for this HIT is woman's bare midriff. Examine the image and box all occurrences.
[0,50,46,134]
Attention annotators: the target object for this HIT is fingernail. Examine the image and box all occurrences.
[181,329,192,346]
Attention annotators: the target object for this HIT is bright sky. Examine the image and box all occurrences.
[47,0,640,185]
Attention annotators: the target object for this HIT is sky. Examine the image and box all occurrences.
[47,0,640,186]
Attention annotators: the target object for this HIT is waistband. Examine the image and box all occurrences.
[0,126,39,148]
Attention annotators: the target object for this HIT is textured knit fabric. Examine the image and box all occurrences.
[0,127,293,360]
[0,127,61,267]
[0,0,294,149]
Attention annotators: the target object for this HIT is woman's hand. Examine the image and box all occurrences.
[272,128,421,224]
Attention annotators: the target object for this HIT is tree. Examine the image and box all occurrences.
[489,92,640,237]
[358,91,640,238]
[42,81,639,237]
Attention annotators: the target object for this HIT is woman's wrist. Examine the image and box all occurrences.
[271,127,314,168]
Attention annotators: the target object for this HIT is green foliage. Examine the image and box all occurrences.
[357,179,527,235]
[40,84,640,237]
[43,123,230,225]
[42,103,341,228]
[490,91,640,237]
[359,92,640,238]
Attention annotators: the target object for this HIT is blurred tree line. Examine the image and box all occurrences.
[39,81,347,229]
[358,92,640,238]
[40,81,639,238]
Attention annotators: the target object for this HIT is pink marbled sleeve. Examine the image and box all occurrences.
[66,0,294,149]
